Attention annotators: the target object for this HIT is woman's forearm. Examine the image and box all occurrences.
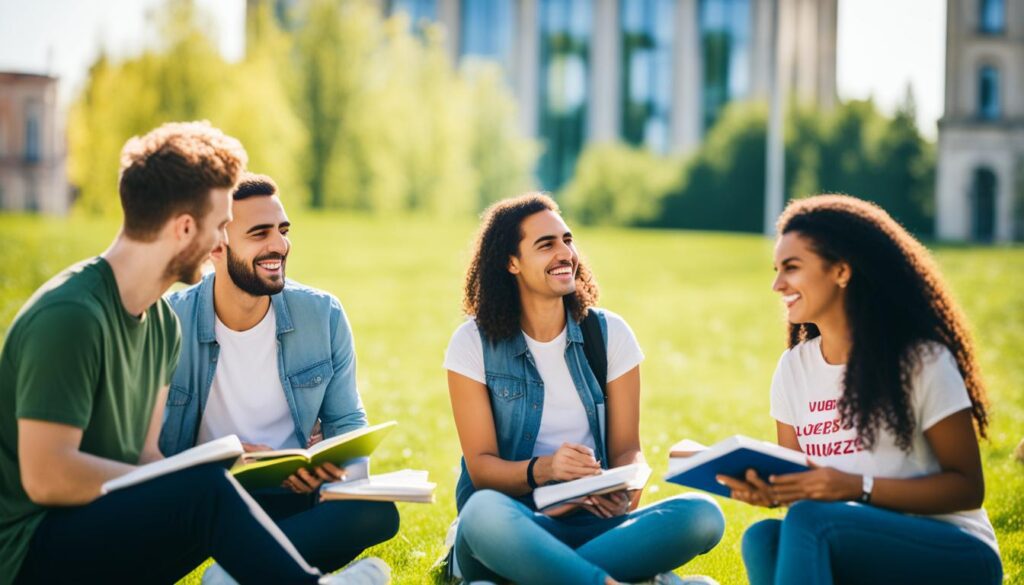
[870,471,984,514]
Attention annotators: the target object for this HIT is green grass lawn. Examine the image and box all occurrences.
[1,211,1021,584]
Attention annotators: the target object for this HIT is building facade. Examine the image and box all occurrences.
[937,0,1024,242]
[0,72,68,214]
[249,0,837,190]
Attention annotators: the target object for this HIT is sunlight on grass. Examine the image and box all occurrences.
[1,212,1020,584]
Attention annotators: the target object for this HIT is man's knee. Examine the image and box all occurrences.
[377,502,400,541]
[315,500,399,545]
[358,501,400,543]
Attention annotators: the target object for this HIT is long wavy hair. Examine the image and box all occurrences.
[464,193,599,341]
[777,195,989,451]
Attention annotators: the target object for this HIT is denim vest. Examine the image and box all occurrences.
[454,308,609,512]
[158,273,367,456]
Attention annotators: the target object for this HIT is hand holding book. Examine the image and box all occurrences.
[533,463,652,511]
[282,461,345,494]
[232,421,396,491]
[715,468,780,508]
[664,435,809,501]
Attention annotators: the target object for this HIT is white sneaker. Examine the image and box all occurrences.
[319,557,391,585]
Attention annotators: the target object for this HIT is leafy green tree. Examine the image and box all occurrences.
[68,0,538,218]
[209,1,307,209]
[561,143,682,226]
[68,0,304,215]
[462,61,539,209]
[570,97,935,235]
[291,0,375,209]
[659,102,769,232]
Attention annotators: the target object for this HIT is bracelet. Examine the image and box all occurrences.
[526,456,540,490]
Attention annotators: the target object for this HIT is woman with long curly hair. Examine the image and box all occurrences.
[718,195,1002,584]
[443,193,725,585]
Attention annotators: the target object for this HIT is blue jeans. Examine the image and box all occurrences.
[741,500,1003,585]
[455,490,726,584]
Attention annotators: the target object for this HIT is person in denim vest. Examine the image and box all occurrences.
[1,123,388,585]
[444,193,725,585]
[159,173,398,583]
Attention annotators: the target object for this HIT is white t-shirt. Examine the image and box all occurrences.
[770,336,998,553]
[444,310,644,457]
[197,304,300,449]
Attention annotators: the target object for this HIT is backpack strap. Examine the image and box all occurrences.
[580,309,608,397]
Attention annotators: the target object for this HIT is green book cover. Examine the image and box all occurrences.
[231,421,397,490]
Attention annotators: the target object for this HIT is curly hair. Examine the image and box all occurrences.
[463,193,599,341]
[777,194,989,451]
[119,121,248,241]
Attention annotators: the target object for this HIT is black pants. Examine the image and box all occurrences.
[251,488,399,572]
[15,463,398,584]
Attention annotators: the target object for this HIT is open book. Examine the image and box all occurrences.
[664,435,808,498]
[101,435,244,495]
[532,463,652,511]
[232,421,397,490]
[321,469,436,504]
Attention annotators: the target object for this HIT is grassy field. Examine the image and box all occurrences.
[0,211,1021,584]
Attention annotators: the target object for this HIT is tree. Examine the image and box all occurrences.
[566,97,936,234]
[70,0,309,214]
[68,0,536,218]
[561,143,681,226]
[291,0,375,209]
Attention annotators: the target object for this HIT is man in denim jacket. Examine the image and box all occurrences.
[159,173,398,580]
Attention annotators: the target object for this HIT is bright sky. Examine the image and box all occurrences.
[0,0,945,137]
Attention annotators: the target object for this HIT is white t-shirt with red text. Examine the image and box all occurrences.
[770,336,998,553]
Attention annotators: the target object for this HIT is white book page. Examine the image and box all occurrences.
[533,463,651,510]
[101,435,244,495]
[322,469,434,496]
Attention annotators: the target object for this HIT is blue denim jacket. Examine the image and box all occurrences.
[158,273,367,456]
[454,308,609,512]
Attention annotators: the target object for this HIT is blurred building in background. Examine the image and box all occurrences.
[937,0,1023,242]
[0,72,68,214]
[248,0,837,190]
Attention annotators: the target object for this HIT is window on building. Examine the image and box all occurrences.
[460,0,515,70]
[25,102,41,164]
[390,0,436,29]
[978,65,1000,120]
[699,0,751,133]
[979,0,1005,34]
[620,0,674,152]
[538,0,592,190]
[971,168,997,241]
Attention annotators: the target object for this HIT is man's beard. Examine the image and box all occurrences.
[226,245,286,297]
[164,236,210,285]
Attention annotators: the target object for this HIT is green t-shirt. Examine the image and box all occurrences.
[0,257,180,582]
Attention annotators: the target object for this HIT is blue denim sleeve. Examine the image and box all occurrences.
[319,296,368,438]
